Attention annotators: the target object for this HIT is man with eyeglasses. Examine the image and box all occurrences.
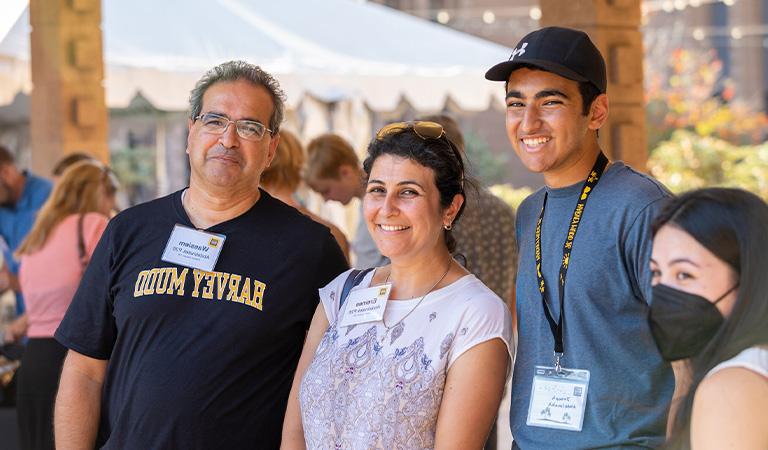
[53,60,348,449]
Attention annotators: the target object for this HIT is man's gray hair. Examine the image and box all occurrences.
[189,60,287,134]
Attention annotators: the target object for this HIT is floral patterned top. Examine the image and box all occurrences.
[300,269,514,450]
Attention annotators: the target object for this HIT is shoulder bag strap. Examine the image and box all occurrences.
[339,268,375,311]
[77,213,88,270]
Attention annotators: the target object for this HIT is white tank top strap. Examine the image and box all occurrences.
[707,346,768,379]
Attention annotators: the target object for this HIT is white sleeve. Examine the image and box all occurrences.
[447,292,515,373]
[318,268,356,325]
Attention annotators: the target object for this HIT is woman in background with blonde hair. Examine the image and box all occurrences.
[5,160,118,450]
[262,130,350,261]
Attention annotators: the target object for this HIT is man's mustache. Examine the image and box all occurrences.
[206,146,244,165]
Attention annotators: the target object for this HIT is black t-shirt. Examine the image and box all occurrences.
[55,189,348,450]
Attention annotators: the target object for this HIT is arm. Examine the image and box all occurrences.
[666,360,692,436]
[3,313,28,342]
[434,338,509,450]
[281,304,330,450]
[54,350,108,450]
[690,367,768,450]
[0,266,20,293]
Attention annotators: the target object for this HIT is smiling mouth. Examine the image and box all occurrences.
[521,136,551,148]
[378,224,409,232]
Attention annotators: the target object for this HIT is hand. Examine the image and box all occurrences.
[0,267,19,293]
[0,269,10,292]
[3,314,27,343]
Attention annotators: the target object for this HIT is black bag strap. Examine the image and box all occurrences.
[339,268,375,311]
[77,214,88,270]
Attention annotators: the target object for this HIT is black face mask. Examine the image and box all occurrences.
[649,283,737,361]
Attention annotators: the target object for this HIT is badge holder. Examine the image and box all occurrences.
[337,283,392,328]
[526,354,590,432]
[161,224,226,272]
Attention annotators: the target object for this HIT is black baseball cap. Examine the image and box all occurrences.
[485,26,607,94]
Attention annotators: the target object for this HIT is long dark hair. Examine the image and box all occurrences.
[653,187,768,449]
[363,125,466,253]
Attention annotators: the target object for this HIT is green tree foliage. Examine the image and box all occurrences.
[110,147,157,205]
[488,184,533,211]
[646,48,768,149]
[464,131,509,186]
[648,130,768,200]
[646,48,768,200]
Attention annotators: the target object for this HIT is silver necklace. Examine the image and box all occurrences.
[380,258,453,344]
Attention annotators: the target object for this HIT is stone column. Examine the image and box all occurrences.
[729,0,765,111]
[30,0,109,176]
[539,0,647,170]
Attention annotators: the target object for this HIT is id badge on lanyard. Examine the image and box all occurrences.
[526,153,608,432]
[527,365,590,431]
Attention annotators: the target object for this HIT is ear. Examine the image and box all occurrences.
[0,164,13,179]
[588,93,609,131]
[265,132,280,167]
[186,118,194,155]
[337,164,355,180]
[443,193,464,226]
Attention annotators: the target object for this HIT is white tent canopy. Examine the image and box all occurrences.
[0,0,511,112]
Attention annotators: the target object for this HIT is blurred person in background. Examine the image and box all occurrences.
[305,134,386,268]
[0,145,52,325]
[51,153,96,181]
[282,121,513,449]
[261,130,349,261]
[649,188,768,450]
[4,161,117,450]
[418,114,518,312]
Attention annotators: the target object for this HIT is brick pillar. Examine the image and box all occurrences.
[729,0,765,111]
[30,0,109,176]
[539,0,647,170]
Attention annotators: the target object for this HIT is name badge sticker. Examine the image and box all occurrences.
[161,224,226,272]
[526,365,590,432]
[337,283,392,328]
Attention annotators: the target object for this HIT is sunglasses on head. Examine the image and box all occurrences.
[375,121,446,141]
[374,120,466,189]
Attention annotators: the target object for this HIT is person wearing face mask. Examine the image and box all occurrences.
[648,187,768,450]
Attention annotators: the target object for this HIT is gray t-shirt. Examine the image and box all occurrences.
[511,162,674,449]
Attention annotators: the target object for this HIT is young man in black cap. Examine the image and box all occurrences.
[486,27,673,448]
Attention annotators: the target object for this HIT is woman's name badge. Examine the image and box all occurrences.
[338,283,392,328]
[161,224,226,272]
[526,365,590,432]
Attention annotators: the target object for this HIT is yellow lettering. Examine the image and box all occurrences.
[251,280,266,311]
[143,269,159,295]
[215,272,230,300]
[191,269,206,298]
[134,270,149,297]
[168,268,188,296]
[237,277,251,304]
[201,272,215,300]
[226,275,242,302]
[155,268,170,294]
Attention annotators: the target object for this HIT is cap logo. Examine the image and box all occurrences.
[509,42,528,61]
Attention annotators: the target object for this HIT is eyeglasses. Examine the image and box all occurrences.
[375,121,445,141]
[193,112,273,141]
